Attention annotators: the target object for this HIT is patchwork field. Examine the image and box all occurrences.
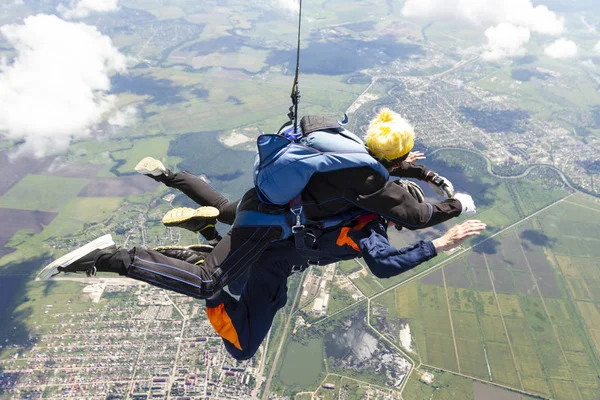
[0,175,90,212]
[403,368,538,400]
[0,209,58,251]
[345,149,570,299]
[371,193,600,400]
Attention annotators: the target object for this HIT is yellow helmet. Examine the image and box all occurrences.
[364,108,414,161]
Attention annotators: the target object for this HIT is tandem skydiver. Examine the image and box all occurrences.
[39,108,477,302]
[38,172,485,360]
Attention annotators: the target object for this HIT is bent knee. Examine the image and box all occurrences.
[226,346,256,361]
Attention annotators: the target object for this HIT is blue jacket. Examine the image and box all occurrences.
[296,214,437,276]
[354,221,437,278]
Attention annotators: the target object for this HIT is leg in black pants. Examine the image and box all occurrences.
[103,223,283,298]
[160,170,253,294]
[166,171,239,225]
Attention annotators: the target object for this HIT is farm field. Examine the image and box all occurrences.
[403,367,539,400]
[370,192,600,400]
[346,149,570,297]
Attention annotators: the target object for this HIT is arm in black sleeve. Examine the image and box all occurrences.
[389,162,429,180]
[348,176,462,230]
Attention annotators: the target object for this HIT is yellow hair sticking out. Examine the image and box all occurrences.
[364,108,415,161]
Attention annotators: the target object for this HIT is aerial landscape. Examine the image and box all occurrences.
[0,0,599,399]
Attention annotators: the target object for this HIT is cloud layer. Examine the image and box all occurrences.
[402,0,566,61]
[57,0,119,19]
[402,0,564,34]
[273,0,299,14]
[482,23,530,61]
[0,14,128,157]
[544,38,578,59]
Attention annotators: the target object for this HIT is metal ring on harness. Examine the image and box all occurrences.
[290,205,307,249]
[290,264,306,274]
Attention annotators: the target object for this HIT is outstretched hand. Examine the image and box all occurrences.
[432,220,487,252]
[406,151,426,164]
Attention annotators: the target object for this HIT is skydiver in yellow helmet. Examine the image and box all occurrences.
[364,108,464,202]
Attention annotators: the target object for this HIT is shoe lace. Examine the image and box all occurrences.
[86,266,97,277]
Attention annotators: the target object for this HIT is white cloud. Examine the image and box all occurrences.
[544,38,578,59]
[57,0,119,19]
[482,23,530,61]
[594,41,600,53]
[402,0,564,35]
[273,0,299,13]
[108,106,137,127]
[0,14,129,158]
[401,0,564,61]
[580,17,597,34]
[582,59,596,70]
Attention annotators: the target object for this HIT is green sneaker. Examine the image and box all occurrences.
[162,206,219,234]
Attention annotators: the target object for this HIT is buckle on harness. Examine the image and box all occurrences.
[291,206,307,249]
[290,206,305,233]
[290,264,305,274]
[292,224,305,234]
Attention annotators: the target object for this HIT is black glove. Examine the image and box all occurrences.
[425,171,454,198]
[153,244,213,265]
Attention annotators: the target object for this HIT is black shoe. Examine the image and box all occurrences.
[154,244,213,265]
[38,235,117,280]
[162,207,219,235]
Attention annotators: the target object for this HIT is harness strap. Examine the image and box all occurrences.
[289,194,306,249]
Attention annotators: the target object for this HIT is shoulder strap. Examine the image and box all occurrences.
[300,115,343,135]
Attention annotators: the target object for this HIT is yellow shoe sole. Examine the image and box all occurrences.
[162,206,219,225]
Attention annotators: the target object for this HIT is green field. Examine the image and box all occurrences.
[41,197,125,238]
[369,193,600,400]
[0,175,90,212]
[336,150,571,299]
[111,136,176,174]
[403,369,475,400]
[0,279,103,342]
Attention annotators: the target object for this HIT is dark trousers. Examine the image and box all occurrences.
[205,241,307,360]
[169,171,239,224]
[103,170,279,297]
[122,223,281,298]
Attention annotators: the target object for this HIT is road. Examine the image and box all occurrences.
[261,272,307,399]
